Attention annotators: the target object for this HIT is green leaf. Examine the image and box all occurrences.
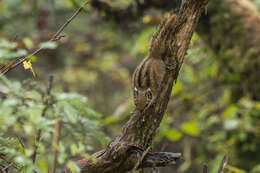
[166,129,182,141]
[67,161,80,173]
[70,144,78,155]
[23,37,34,49]
[39,41,57,49]
[171,80,182,96]
[223,104,237,118]
[25,90,42,102]
[63,102,78,123]
[0,39,17,49]
[181,122,200,136]
[190,32,197,46]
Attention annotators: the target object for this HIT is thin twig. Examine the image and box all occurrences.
[0,155,20,170]
[46,75,54,95]
[31,76,54,164]
[132,146,151,172]
[16,135,25,149]
[217,155,228,173]
[49,119,62,173]
[1,0,89,75]
[51,0,89,40]
[3,162,13,171]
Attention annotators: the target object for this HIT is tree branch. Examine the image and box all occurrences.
[59,0,209,172]
[0,1,89,75]
[217,155,227,173]
[89,0,260,99]
[131,146,151,172]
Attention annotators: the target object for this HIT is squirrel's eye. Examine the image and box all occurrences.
[134,87,138,97]
[145,89,152,100]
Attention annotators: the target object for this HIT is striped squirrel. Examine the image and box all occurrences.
[132,12,179,112]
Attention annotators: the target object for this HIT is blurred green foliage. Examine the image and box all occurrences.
[0,0,260,173]
[0,75,109,172]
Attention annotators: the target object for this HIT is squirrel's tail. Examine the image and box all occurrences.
[149,12,178,58]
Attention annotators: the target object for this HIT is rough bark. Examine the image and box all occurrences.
[59,0,209,172]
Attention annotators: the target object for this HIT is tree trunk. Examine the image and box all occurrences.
[59,0,209,172]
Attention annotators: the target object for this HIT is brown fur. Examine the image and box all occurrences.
[150,13,178,58]
[132,56,165,111]
[132,13,178,112]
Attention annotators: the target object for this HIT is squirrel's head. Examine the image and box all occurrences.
[133,87,153,112]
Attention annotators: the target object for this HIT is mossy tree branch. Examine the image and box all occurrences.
[60,0,209,172]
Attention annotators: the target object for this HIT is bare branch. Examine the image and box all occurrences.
[51,1,89,41]
[59,147,181,173]
[2,163,14,171]
[217,155,228,173]
[0,1,89,75]
[0,155,21,170]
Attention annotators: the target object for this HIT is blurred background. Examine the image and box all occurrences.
[0,0,260,172]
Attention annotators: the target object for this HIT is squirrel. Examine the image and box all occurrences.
[132,12,179,112]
